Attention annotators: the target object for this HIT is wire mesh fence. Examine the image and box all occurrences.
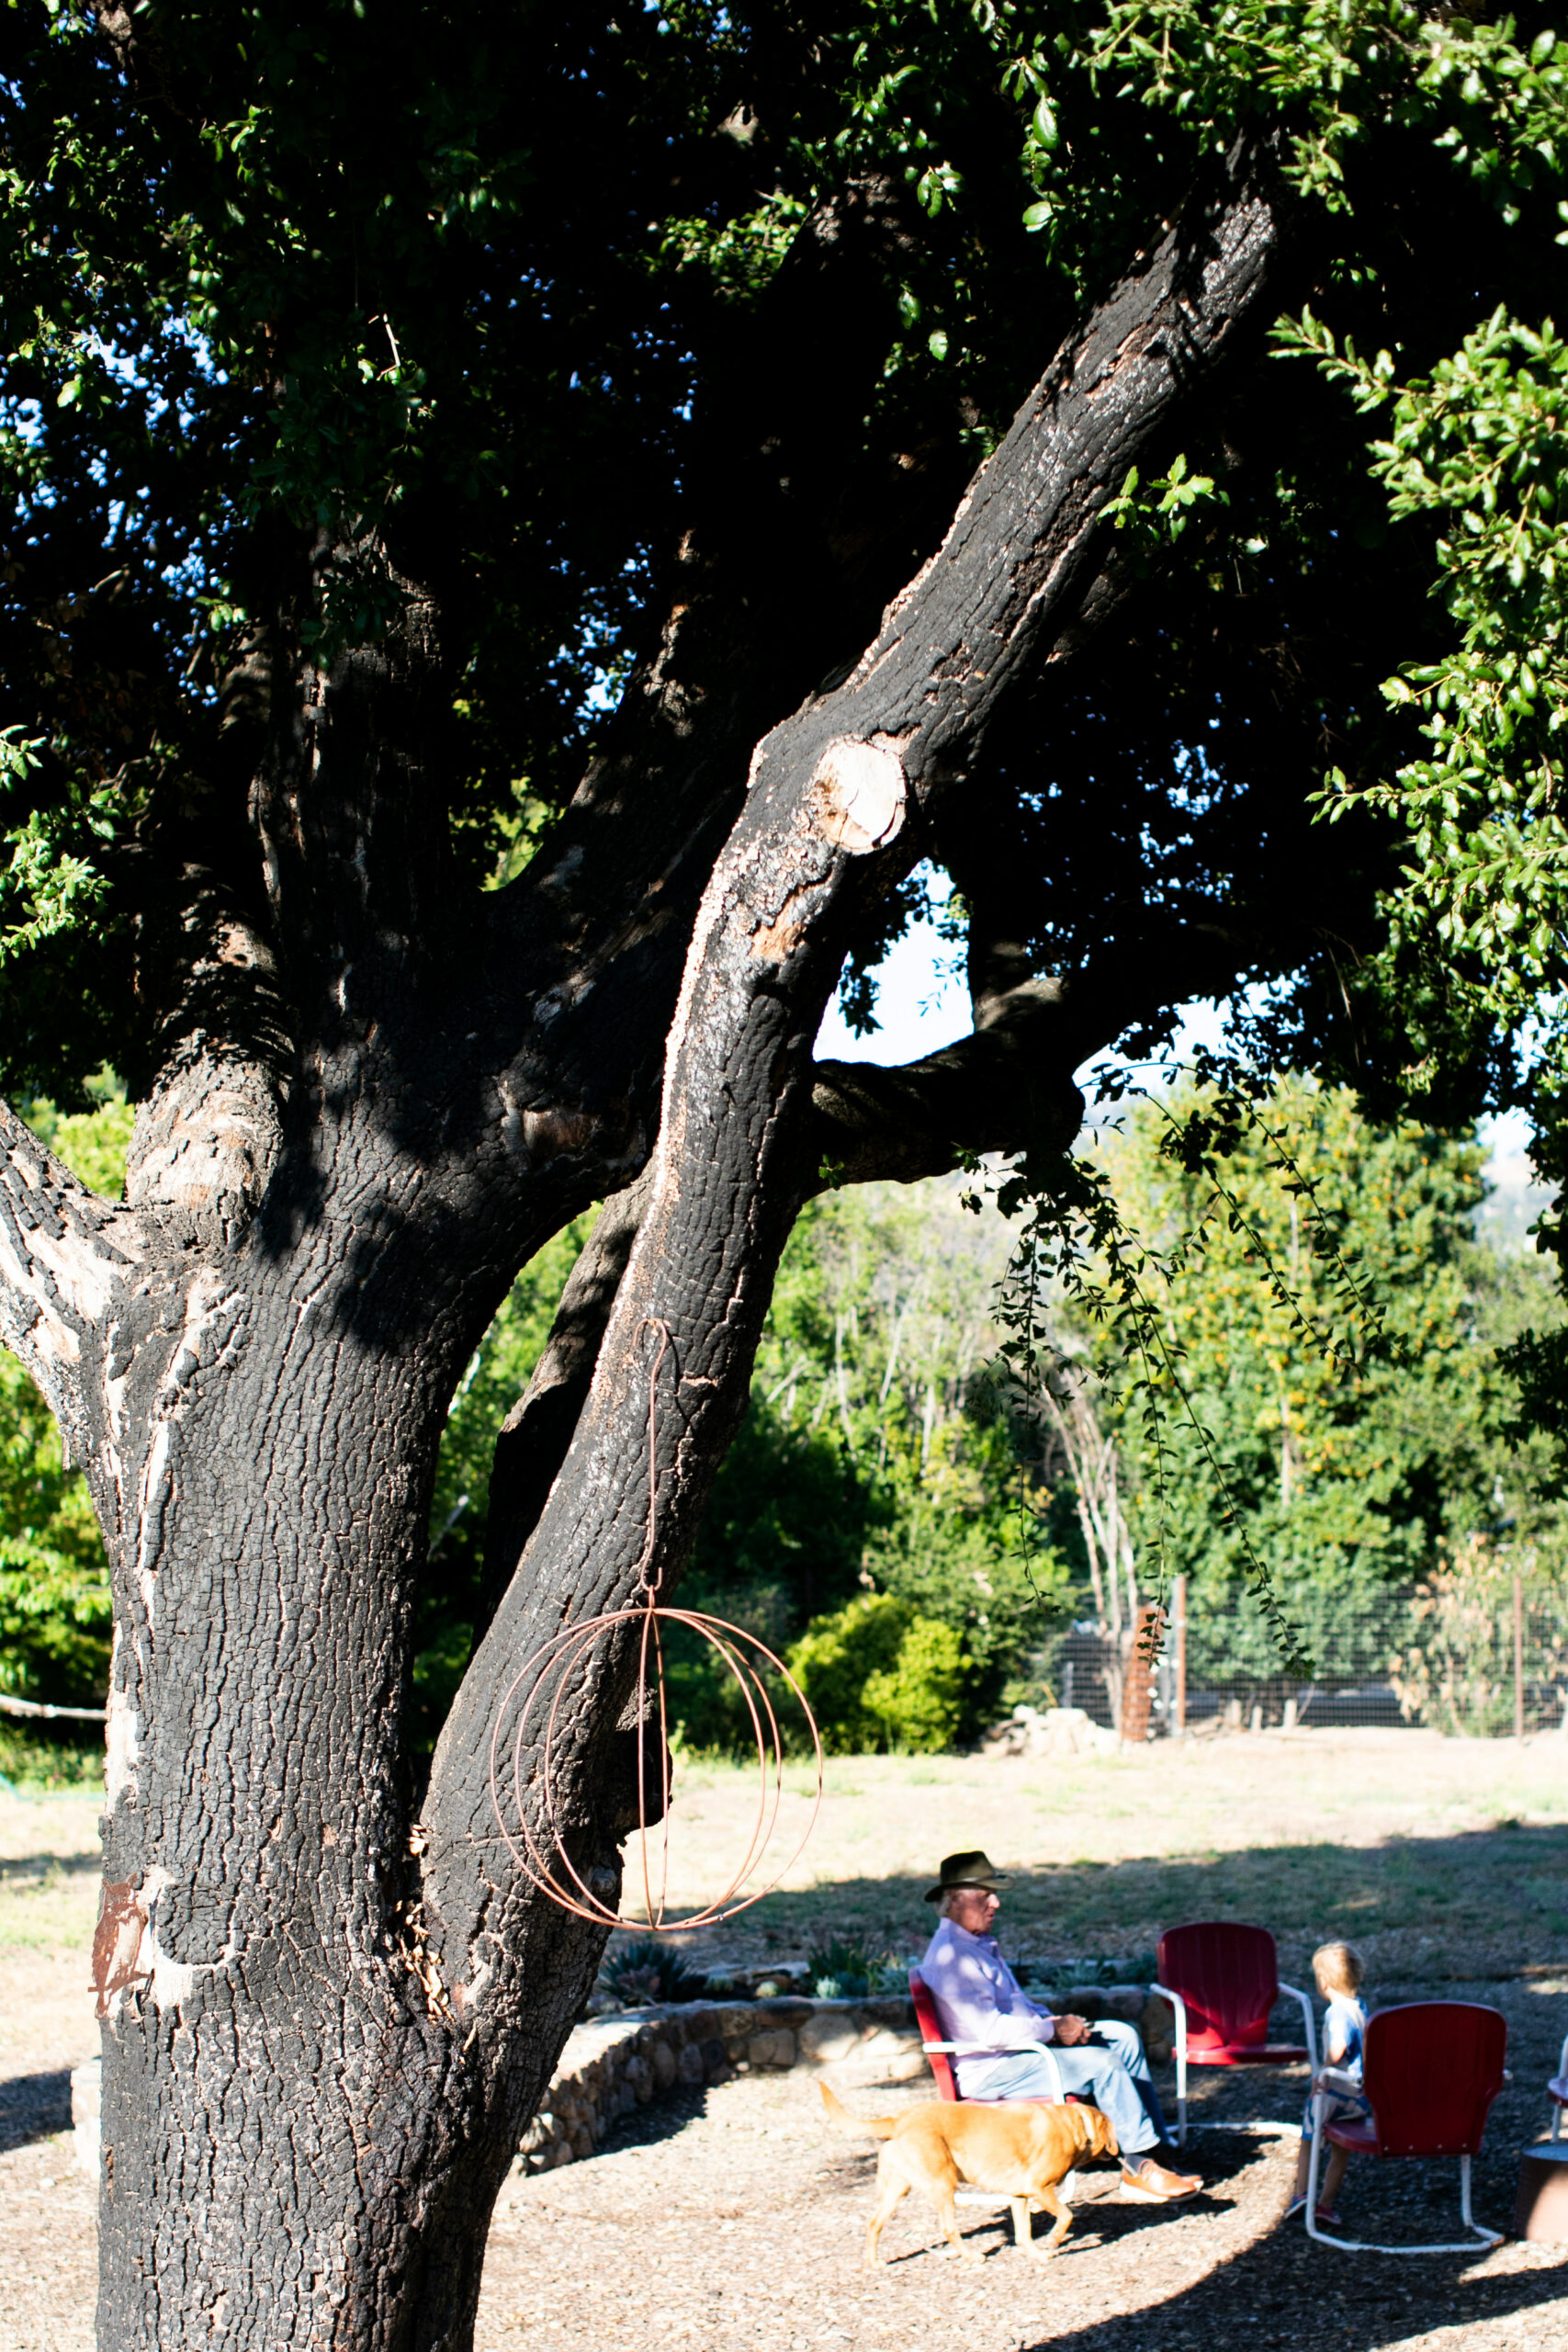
[1035,1567,1568,1739]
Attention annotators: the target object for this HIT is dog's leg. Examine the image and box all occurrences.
[863,2169,909,2268]
[1031,2182,1073,2257]
[934,2168,982,2265]
[1010,2196,1033,2255]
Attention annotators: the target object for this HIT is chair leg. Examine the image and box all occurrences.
[1303,2097,1326,2241]
[1280,1981,1321,2080]
[1307,2149,1502,2256]
[1153,1983,1189,2147]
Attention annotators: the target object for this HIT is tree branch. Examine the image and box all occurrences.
[814,902,1289,1182]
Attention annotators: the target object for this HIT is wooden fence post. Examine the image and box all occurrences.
[1514,1574,1526,1741]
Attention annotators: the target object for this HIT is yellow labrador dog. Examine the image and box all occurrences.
[821,2082,1118,2265]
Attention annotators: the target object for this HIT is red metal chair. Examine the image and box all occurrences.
[908,1970,1074,2248]
[908,1971,1069,2104]
[1154,1922,1317,2144]
[1305,2001,1506,2253]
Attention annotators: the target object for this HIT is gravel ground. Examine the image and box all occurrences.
[6,1979,1558,2352]
[473,1985,1568,2352]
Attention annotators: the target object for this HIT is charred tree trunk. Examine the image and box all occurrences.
[0,145,1280,2349]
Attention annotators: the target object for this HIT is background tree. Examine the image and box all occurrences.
[2,5,1567,2346]
[667,1176,1066,1748]
[1030,1080,1568,1686]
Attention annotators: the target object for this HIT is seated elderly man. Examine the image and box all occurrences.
[920,1850,1200,2202]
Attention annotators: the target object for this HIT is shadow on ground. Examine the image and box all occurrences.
[594,2081,719,2158]
[0,1852,99,1883]
[1018,2159,1567,2352]
[733,1820,1568,1977]
[0,2069,71,2154]
[808,2106,1566,2348]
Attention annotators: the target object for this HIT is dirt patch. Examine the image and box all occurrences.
[647,1732,1568,1983]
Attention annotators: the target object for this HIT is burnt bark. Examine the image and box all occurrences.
[0,138,1282,2352]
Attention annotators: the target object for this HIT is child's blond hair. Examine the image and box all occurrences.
[1312,1940,1365,1998]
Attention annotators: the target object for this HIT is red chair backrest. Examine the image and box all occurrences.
[908,1971,959,2101]
[1157,1922,1280,2053]
[1361,2002,1506,2158]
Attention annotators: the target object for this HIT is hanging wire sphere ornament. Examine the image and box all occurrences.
[489,1318,823,1930]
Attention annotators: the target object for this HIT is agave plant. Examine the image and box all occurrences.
[807,1934,887,2001]
[599,1936,708,2007]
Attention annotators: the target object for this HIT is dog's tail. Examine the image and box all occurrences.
[818,2080,899,2139]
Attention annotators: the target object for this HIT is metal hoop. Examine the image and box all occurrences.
[487,1602,823,1930]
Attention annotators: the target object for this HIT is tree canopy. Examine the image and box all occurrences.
[4,2,1566,1124]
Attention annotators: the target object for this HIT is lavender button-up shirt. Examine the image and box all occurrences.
[919,1917,1054,2095]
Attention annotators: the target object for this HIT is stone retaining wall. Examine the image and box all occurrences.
[516,1996,926,2172]
[516,1984,1168,2173]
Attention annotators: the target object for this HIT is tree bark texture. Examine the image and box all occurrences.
[0,146,1280,2350]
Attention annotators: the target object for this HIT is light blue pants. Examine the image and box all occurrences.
[958,2018,1167,2157]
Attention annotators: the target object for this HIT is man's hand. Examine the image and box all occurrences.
[1053,2013,1092,2046]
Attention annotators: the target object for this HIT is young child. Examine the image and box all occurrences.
[1285,1940,1370,2224]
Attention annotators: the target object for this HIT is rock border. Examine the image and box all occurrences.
[514,1985,1168,2172]
[515,1996,925,2171]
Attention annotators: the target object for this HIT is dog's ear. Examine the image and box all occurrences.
[1098,2113,1119,2158]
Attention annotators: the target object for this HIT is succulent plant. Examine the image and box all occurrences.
[598,1936,708,2006]
[807,1935,889,2002]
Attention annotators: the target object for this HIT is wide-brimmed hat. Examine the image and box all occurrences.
[923,1849,1009,1904]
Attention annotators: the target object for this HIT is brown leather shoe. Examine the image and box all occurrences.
[1121,2155,1201,2202]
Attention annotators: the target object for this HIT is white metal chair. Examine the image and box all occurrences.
[1549,2031,1568,2142]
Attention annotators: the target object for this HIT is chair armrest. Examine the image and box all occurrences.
[920,2041,1055,2055]
[1150,1982,1188,2046]
[1279,1980,1320,2077]
[919,2042,1066,2100]
[1152,1981,1190,2143]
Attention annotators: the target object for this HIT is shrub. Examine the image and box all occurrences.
[806,1933,877,1999]
[862,1613,965,1752]
[786,1592,969,1754]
